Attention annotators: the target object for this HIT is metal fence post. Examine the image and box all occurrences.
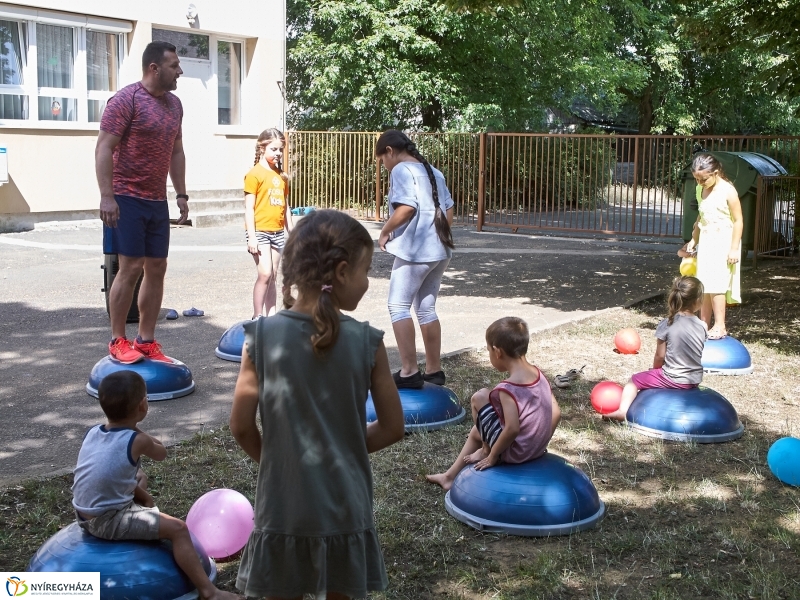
[375,156,382,222]
[753,175,763,268]
[631,136,639,234]
[477,132,487,231]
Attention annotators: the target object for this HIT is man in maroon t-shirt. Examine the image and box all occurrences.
[96,41,188,364]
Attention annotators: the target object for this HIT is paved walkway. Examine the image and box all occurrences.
[0,221,681,486]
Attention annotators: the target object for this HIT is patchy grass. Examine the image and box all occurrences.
[3,264,800,598]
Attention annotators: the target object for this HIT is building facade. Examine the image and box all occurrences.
[0,0,284,231]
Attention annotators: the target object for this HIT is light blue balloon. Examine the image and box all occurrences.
[767,437,800,486]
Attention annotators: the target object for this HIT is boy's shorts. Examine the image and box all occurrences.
[631,367,697,390]
[476,403,503,448]
[103,195,170,258]
[245,229,285,252]
[77,501,160,541]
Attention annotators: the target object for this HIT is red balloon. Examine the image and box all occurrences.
[614,328,641,354]
[591,381,623,414]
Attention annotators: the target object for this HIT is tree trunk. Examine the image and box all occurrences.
[638,83,654,134]
[421,97,443,131]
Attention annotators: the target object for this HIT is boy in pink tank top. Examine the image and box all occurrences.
[427,317,561,491]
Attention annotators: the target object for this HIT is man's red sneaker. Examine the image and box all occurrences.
[133,338,173,363]
[109,337,144,364]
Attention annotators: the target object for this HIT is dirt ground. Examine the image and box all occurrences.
[720,263,800,357]
[2,258,799,598]
[0,222,681,485]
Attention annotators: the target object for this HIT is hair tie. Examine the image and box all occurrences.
[321,285,333,293]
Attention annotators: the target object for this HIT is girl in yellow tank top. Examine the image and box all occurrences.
[244,129,293,319]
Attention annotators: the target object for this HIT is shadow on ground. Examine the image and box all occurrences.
[0,226,685,486]
[370,244,679,313]
[370,346,800,598]
[3,291,799,598]
[0,302,238,485]
[634,262,800,356]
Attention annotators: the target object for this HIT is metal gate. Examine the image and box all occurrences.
[754,176,800,265]
[287,131,800,239]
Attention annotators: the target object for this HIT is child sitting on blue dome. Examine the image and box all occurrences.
[72,371,240,600]
[426,317,561,491]
[604,276,707,421]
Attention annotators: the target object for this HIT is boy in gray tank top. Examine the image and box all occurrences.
[72,371,241,600]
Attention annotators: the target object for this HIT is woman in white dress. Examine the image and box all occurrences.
[684,153,743,339]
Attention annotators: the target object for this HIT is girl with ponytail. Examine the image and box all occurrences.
[604,276,707,421]
[375,130,455,389]
[230,210,404,600]
[243,128,293,318]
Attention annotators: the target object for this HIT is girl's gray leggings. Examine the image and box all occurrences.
[387,257,450,324]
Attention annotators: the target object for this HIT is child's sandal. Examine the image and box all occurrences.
[554,365,586,389]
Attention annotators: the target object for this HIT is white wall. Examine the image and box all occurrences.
[0,0,285,226]
[0,0,281,38]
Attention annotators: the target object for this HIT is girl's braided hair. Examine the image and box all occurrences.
[375,130,455,249]
[254,128,289,184]
[667,276,704,325]
[281,210,374,355]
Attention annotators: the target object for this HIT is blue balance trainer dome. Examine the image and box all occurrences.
[445,453,605,537]
[215,319,251,362]
[87,356,195,402]
[28,522,216,600]
[626,387,743,443]
[702,336,753,375]
[767,437,800,487]
[366,383,465,432]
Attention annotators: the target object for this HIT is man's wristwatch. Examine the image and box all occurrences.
[176,194,189,201]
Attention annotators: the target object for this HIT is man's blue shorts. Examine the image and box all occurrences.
[103,195,170,258]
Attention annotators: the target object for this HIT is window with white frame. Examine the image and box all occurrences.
[0,9,128,124]
[0,19,29,120]
[37,23,76,121]
[152,28,243,126]
[217,40,241,125]
[86,30,120,122]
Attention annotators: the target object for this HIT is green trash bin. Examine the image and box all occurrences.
[681,152,787,258]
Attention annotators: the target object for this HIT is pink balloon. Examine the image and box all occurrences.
[186,489,254,560]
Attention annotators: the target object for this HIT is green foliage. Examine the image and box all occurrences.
[484,136,610,212]
[287,0,800,134]
[440,0,520,11]
[599,0,800,133]
[686,0,800,108]
[287,0,638,131]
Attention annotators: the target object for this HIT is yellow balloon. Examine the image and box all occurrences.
[680,256,697,277]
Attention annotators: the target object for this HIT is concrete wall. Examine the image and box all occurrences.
[0,0,284,230]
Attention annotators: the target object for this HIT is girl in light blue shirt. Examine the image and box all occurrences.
[376,130,455,389]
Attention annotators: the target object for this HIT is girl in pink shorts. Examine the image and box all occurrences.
[605,276,707,421]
